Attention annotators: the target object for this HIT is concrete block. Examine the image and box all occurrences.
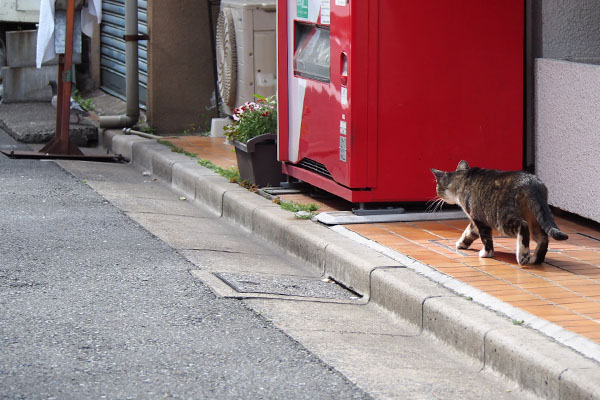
[210,117,230,137]
[251,207,330,270]
[559,366,600,400]
[484,325,598,400]
[100,129,122,152]
[222,190,278,232]
[6,30,58,68]
[130,140,167,173]
[111,134,148,160]
[193,175,245,216]
[371,268,449,329]
[2,65,58,103]
[423,296,509,363]
[171,161,217,200]
[150,147,196,184]
[324,238,402,297]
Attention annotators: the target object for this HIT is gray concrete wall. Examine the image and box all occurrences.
[534,59,600,223]
[146,0,217,134]
[538,0,600,64]
[528,1,600,222]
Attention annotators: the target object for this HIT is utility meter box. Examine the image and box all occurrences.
[277,0,524,203]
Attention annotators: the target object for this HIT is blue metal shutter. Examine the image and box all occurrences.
[100,0,147,106]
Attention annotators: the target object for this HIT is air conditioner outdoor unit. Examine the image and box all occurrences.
[216,0,277,115]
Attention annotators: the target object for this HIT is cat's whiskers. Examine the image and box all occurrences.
[426,197,445,213]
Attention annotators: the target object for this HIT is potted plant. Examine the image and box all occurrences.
[224,95,283,187]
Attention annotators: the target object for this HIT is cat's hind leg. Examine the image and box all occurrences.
[531,223,549,264]
[474,221,494,258]
[516,221,531,266]
[457,222,479,250]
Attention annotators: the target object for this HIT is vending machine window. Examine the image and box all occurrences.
[278,0,524,203]
[294,24,331,82]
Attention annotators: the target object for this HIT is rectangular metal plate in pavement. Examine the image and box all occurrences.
[214,272,361,300]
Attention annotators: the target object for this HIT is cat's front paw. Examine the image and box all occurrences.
[456,240,469,250]
[517,251,530,266]
[479,248,494,258]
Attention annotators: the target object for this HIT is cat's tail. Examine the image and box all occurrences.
[528,192,569,241]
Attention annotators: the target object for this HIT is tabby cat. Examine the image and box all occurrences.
[430,160,568,265]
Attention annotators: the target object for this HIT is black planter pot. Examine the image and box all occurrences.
[233,134,283,187]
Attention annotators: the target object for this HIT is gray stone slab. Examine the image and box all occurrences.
[248,300,534,400]
[371,267,450,329]
[0,103,96,145]
[223,189,280,231]
[247,300,419,337]
[171,161,218,201]
[6,30,58,68]
[181,250,319,277]
[2,65,58,103]
[109,133,147,160]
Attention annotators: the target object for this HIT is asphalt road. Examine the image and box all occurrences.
[0,129,369,399]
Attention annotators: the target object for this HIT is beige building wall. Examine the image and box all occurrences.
[146,0,217,133]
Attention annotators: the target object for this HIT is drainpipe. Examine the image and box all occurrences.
[99,0,141,129]
[122,127,161,140]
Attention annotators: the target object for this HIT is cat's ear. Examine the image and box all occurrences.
[456,160,469,171]
[430,168,444,181]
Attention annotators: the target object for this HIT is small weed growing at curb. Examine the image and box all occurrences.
[512,319,525,326]
[273,198,319,219]
[156,140,250,187]
[157,139,198,158]
[197,159,244,184]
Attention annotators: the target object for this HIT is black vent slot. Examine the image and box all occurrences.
[298,159,333,179]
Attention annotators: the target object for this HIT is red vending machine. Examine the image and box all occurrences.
[277,0,524,203]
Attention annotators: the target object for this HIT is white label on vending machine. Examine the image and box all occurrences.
[335,0,347,6]
[341,87,348,106]
[340,136,347,162]
[339,120,347,135]
[320,0,330,25]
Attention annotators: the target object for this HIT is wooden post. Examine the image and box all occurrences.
[40,0,83,155]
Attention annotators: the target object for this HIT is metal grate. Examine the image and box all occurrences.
[297,158,333,179]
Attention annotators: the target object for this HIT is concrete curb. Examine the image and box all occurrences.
[104,131,600,400]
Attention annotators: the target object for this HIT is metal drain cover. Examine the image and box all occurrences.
[214,272,361,300]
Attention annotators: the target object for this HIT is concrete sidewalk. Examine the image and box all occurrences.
[100,129,600,400]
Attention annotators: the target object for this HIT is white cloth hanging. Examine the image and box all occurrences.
[36,0,102,68]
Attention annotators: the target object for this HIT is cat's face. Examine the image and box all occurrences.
[430,160,469,204]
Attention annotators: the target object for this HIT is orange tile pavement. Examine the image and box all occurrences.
[346,218,600,342]
[161,136,600,344]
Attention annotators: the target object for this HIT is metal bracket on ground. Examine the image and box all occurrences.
[316,210,466,225]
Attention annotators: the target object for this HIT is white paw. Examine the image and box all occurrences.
[456,240,469,250]
[479,248,494,258]
[517,249,530,266]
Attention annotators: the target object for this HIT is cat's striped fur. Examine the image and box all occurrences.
[431,160,568,265]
